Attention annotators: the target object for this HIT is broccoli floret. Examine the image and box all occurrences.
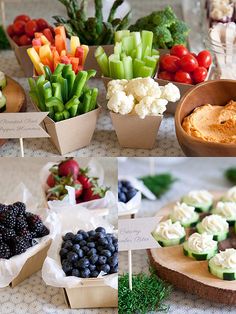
[152,6,177,28]
[153,26,173,49]
[169,20,190,37]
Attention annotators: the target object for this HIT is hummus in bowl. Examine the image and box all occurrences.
[182,100,236,144]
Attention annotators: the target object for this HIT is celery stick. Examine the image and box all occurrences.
[54,63,64,75]
[131,32,141,46]
[144,56,158,71]
[62,110,70,119]
[114,42,122,56]
[97,52,109,77]
[95,46,105,58]
[133,59,145,78]
[108,54,120,77]
[110,60,125,79]
[69,105,78,117]
[120,52,127,60]
[152,48,160,56]
[122,56,133,80]
[122,36,134,54]
[115,30,130,43]
[138,66,153,77]
[135,44,142,60]
[142,30,153,57]
[143,46,151,59]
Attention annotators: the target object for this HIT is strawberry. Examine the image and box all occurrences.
[77,168,92,189]
[46,173,56,187]
[58,158,79,179]
[74,180,83,198]
[82,185,108,202]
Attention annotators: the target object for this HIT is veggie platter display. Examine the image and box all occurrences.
[148,187,236,305]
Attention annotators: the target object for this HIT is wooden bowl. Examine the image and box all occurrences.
[175,79,236,156]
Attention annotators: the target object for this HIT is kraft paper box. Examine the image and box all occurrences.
[110,112,163,149]
[62,279,118,309]
[6,31,33,77]
[32,101,101,155]
[10,242,51,288]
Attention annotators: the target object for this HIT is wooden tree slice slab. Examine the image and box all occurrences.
[0,76,26,147]
[148,190,236,305]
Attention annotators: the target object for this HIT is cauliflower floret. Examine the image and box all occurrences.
[106,79,128,100]
[161,82,181,102]
[125,77,162,102]
[107,91,135,115]
[134,96,168,119]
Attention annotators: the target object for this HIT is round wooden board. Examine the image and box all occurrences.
[0,76,26,146]
[148,190,236,305]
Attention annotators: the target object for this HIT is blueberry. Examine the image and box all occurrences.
[77,230,89,239]
[118,192,126,203]
[72,268,80,277]
[88,230,96,237]
[101,250,112,258]
[110,265,118,273]
[80,268,91,278]
[67,252,79,263]
[90,270,99,278]
[87,242,95,248]
[97,255,107,265]
[73,233,83,243]
[112,237,118,244]
[108,255,118,267]
[82,246,90,254]
[97,246,105,252]
[121,187,128,194]
[72,245,83,256]
[106,236,113,244]
[89,264,96,272]
[118,181,122,189]
[62,260,73,274]
[77,257,90,269]
[89,254,99,265]
[79,240,87,247]
[100,264,110,274]
[105,244,115,253]
[63,232,74,241]
[114,243,118,252]
[95,227,106,234]
[95,232,105,240]
[98,238,108,246]
[59,248,68,258]
[126,189,137,202]
[87,248,97,256]
[62,240,73,250]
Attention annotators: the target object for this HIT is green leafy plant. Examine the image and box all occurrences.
[0,26,10,50]
[225,167,236,184]
[129,6,189,49]
[53,0,131,45]
[139,173,176,198]
[119,267,172,314]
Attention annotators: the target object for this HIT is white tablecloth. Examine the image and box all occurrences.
[118,157,236,314]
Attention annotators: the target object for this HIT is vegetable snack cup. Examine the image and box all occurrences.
[5,31,33,77]
[42,206,118,309]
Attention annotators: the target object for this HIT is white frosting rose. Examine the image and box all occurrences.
[223,186,236,202]
[185,190,213,204]
[201,214,229,234]
[170,202,196,224]
[187,232,217,253]
[154,219,185,240]
[211,249,236,269]
[214,201,236,219]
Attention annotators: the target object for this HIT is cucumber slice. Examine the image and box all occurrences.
[0,71,6,90]
[170,211,199,228]
[182,196,212,213]
[183,242,218,261]
[208,259,236,280]
[0,91,6,112]
[196,222,229,241]
[152,233,185,247]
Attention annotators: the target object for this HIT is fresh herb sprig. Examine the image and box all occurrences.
[118,267,172,314]
[225,167,236,184]
[139,173,176,198]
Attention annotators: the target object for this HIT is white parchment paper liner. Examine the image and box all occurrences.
[42,205,118,290]
[0,183,59,288]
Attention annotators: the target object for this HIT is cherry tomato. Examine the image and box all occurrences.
[19,34,32,46]
[25,20,38,38]
[13,20,26,35]
[180,54,198,72]
[14,14,30,24]
[7,24,14,37]
[192,67,208,84]
[160,54,180,73]
[158,71,174,81]
[12,35,20,46]
[170,45,189,58]
[36,18,48,31]
[190,52,198,58]
[197,50,212,69]
[174,71,193,84]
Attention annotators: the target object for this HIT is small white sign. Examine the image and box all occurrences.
[119,216,162,251]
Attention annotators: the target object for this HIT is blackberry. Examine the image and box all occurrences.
[13,202,26,215]
[37,226,49,238]
[0,204,7,213]
[26,212,44,234]
[7,204,19,216]
[15,216,28,232]
[17,228,33,243]
[0,243,11,259]
[1,227,16,242]
[0,210,16,229]
[11,236,30,255]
